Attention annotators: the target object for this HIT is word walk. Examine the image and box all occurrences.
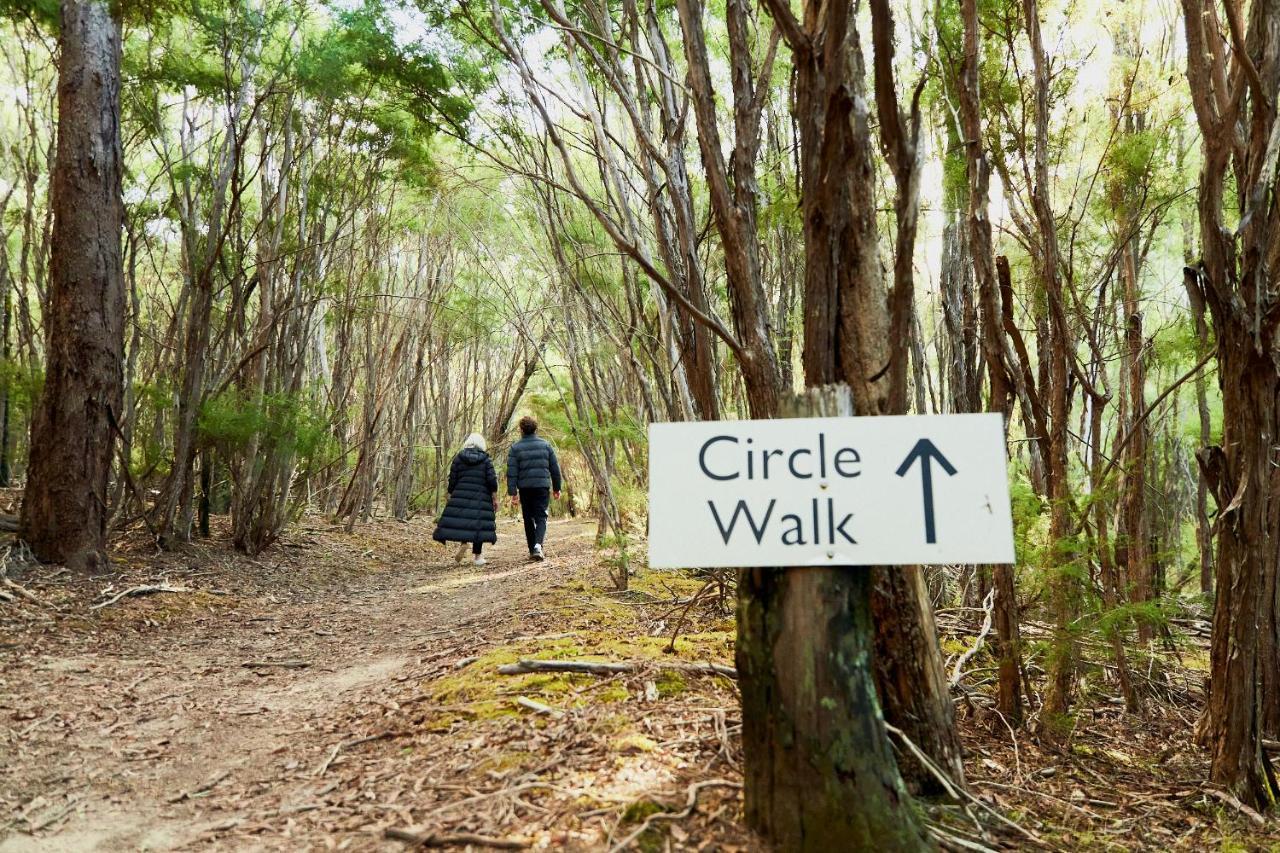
[709,497,856,547]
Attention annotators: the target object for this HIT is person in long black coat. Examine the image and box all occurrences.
[432,433,499,566]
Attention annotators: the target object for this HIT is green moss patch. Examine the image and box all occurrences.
[621,798,666,823]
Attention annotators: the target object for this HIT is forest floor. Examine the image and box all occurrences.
[0,511,1275,852]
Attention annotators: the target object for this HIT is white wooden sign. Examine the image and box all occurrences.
[647,413,1016,568]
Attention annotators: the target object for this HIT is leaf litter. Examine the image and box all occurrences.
[0,513,1274,850]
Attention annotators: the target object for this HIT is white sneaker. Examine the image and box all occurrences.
[473,555,487,566]
[532,544,545,561]
[454,544,469,564]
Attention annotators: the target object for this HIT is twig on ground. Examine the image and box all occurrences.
[992,709,1023,781]
[91,584,190,610]
[3,577,50,608]
[1205,787,1266,826]
[887,722,987,841]
[950,588,995,687]
[28,799,78,832]
[20,714,56,737]
[420,781,579,819]
[242,660,310,670]
[885,723,1043,846]
[516,696,564,718]
[661,578,717,652]
[928,825,1000,853]
[497,659,736,680]
[384,828,532,849]
[606,779,741,853]
[973,779,1100,820]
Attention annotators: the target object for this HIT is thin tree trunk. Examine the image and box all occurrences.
[1023,0,1076,723]
[674,0,784,418]
[866,0,966,792]
[959,0,1023,725]
[1118,236,1152,644]
[1183,267,1214,599]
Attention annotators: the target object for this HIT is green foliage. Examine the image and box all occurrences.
[522,388,573,442]
[941,146,968,208]
[0,0,57,29]
[1150,314,1206,370]
[1008,474,1045,566]
[610,477,647,530]
[1106,130,1160,193]
[557,211,623,297]
[298,0,487,142]
[758,164,800,232]
[198,389,331,461]
[1096,599,1167,642]
[0,358,43,418]
[443,284,505,343]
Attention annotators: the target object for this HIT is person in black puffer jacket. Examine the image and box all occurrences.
[433,433,498,566]
[506,416,562,560]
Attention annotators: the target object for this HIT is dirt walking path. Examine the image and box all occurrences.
[1,517,689,852]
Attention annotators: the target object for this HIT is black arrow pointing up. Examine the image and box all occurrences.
[895,439,958,544]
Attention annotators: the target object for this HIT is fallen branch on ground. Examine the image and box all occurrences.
[516,696,564,718]
[606,779,741,853]
[950,588,995,688]
[242,660,309,670]
[886,722,1042,845]
[384,828,531,849]
[3,577,50,608]
[91,584,190,610]
[496,659,736,680]
[1205,787,1266,826]
[0,514,17,533]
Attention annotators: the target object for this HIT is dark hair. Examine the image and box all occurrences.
[519,415,538,436]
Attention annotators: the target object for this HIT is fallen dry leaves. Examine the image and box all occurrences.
[0,511,1275,851]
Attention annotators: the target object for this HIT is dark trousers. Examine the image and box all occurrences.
[472,542,483,556]
[519,487,550,552]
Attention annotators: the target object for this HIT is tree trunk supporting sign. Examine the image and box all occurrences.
[736,385,928,850]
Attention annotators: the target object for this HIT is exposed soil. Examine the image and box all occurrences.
[1,516,746,851]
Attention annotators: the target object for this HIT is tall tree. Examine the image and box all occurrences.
[735,392,929,850]
[1180,0,1280,807]
[1022,0,1077,723]
[675,0,785,418]
[735,0,932,844]
[866,0,966,791]
[21,0,125,571]
[957,0,1024,725]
